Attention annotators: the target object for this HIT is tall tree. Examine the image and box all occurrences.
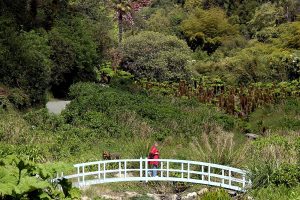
[114,0,132,48]
[110,0,151,48]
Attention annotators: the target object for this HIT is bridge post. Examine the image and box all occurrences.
[98,163,101,179]
[139,157,143,178]
[242,174,246,188]
[77,166,80,185]
[181,163,184,179]
[82,166,85,186]
[222,169,225,185]
[208,164,211,183]
[124,161,127,178]
[166,161,169,178]
[160,162,164,177]
[187,162,190,180]
[145,157,148,182]
[119,161,121,178]
[229,170,232,186]
[201,165,204,181]
[104,163,106,180]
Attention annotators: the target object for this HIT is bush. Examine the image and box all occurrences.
[199,189,231,200]
[64,82,237,142]
[7,88,30,109]
[181,8,238,53]
[251,185,300,200]
[68,82,106,99]
[248,134,299,189]
[24,108,64,131]
[270,164,300,188]
[0,155,80,199]
[49,15,98,97]
[248,99,300,132]
[0,28,52,105]
[122,31,192,82]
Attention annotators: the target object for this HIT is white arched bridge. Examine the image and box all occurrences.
[55,158,251,192]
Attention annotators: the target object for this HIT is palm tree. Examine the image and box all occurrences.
[112,0,132,48]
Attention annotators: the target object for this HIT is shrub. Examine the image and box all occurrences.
[24,109,64,131]
[181,8,238,53]
[0,155,80,199]
[0,28,52,105]
[64,82,238,141]
[49,16,98,97]
[122,31,192,82]
[251,185,300,200]
[7,88,30,109]
[189,126,250,166]
[199,189,231,200]
[68,82,106,99]
[248,134,299,189]
[270,164,300,188]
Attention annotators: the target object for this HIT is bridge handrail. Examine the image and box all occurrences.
[73,159,246,174]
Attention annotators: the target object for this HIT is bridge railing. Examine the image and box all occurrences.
[56,158,251,192]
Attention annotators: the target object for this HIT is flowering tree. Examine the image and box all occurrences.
[110,0,151,48]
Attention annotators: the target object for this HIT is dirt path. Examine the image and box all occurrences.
[46,99,71,114]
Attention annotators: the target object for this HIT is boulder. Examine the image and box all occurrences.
[197,188,208,196]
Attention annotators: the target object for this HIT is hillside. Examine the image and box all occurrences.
[0,0,300,199]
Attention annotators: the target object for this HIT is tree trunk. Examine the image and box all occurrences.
[118,11,123,49]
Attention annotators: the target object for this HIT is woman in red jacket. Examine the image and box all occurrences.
[148,142,159,177]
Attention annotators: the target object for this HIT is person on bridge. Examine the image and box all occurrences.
[148,142,160,177]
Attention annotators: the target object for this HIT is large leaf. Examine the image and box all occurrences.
[14,176,50,195]
[0,167,17,196]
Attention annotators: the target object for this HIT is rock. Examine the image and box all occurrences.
[147,193,161,200]
[146,193,178,200]
[245,133,259,140]
[197,188,208,196]
[182,192,197,200]
[81,196,90,200]
[125,191,140,198]
[114,172,135,178]
[227,190,237,196]
[101,194,122,200]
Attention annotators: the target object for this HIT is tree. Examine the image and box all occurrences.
[0,18,52,105]
[145,6,185,37]
[181,8,238,53]
[112,0,132,48]
[49,16,98,98]
[122,31,192,82]
[109,0,152,48]
[248,2,284,37]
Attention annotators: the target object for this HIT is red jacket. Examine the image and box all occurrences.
[148,145,159,166]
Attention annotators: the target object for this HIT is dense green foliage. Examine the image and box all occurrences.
[0,155,80,199]
[1,82,300,198]
[1,0,300,104]
[122,31,192,82]
[1,0,300,199]
[199,189,231,200]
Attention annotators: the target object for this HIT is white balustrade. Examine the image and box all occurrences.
[54,158,251,192]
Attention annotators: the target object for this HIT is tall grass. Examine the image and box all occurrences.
[189,124,250,167]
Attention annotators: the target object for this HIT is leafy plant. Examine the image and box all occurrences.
[199,189,231,200]
[0,155,80,199]
[122,31,192,82]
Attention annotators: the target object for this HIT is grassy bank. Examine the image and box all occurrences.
[0,82,299,199]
